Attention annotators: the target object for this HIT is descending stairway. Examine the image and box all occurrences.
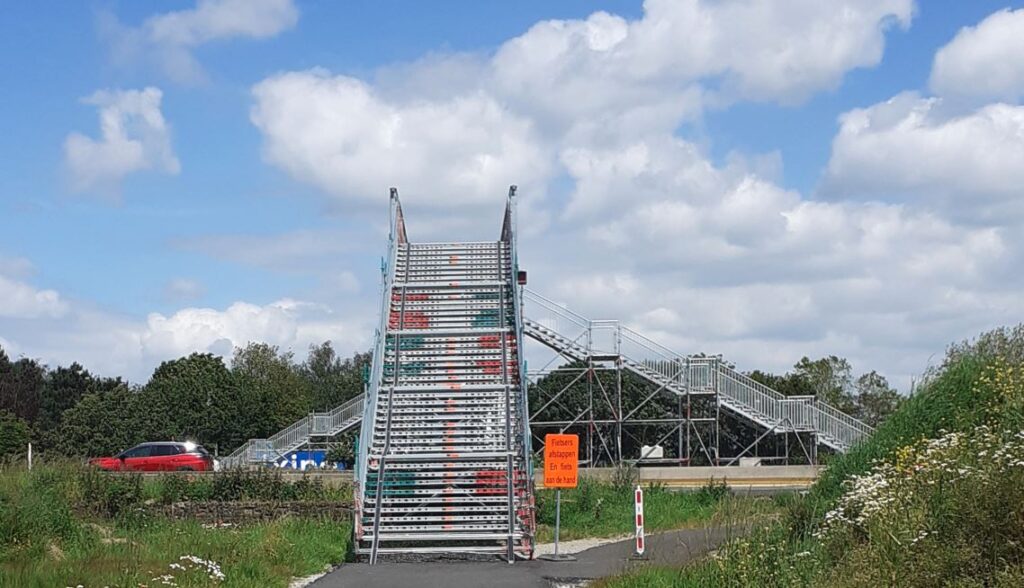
[219,394,364,470]
[354,189,534,563]
[520,289,873,452]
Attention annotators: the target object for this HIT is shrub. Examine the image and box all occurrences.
[694,477,729,506]
[208,468,344,502]
[0,465,82,551]
[78,467,144,517]
[0,411,30,460]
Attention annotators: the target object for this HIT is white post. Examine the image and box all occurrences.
[634,485,645,558]
[27,442,33,470]
[553,489,561,557]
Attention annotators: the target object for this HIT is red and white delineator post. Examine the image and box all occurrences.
[634,485,645,557]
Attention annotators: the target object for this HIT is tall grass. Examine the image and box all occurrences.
[0,516,351,588]
[0,464,352,587]
[535,476,777,543]
[602,336,1024,587]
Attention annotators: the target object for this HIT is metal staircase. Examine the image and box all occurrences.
[220,287,870,472]
[354,188,535,563]
[218,188,873,528]
[520,289,873,452]
[219,394,364,470]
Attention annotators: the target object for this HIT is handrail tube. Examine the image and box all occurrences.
[356,190,402,523]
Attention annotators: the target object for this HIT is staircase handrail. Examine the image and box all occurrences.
[505,185,534,546]
[715,365,788,424]
[816,399,874,439]
[522,289,592,334]
[267,415,310,454]
[357,189,403,496]
[715,362,786,402]
[618,324,686,365]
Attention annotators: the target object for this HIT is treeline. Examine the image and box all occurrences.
[747,355,903,427]
[0,342,369,459]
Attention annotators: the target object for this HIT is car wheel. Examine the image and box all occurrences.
[176,466,194,472]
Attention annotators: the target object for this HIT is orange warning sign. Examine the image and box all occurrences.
[543,434,579,488]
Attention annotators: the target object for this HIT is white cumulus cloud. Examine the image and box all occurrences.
[63,87,180,194]
[0,274,68,319]
[103,0,299,83]
[930,8,1024,102]
[493,0,913,135]
[822,92,1024,222]
[248,0,913,221]
[517,128,1018,386]
[251,69,552,215]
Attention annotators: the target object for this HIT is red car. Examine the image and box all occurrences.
[90,441,215,472]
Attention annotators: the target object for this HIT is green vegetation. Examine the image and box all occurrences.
[601,325,1024,587]
[0,341,369,461]
[535,477,778,543]
[0,411,30,458]
[0,463,352,587]
[749,355,904,427]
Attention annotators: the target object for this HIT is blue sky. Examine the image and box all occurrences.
[2,0,1023,386]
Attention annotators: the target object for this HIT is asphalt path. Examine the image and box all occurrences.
[312,526,741,588]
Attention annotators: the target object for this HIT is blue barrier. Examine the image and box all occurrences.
[274,450,348,471]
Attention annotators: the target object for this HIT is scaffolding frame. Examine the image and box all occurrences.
[523,327,822,468]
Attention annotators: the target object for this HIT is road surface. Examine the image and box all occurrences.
[312,525,741,588]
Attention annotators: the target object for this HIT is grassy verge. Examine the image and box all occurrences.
[535,478,781,543]
[600,331,1024,587]
[0,464,352,588]
[0,518,351,588]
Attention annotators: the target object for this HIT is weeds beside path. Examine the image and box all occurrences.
[535,477,781,543]
[599,328,1024,587]
[0,464,352,587]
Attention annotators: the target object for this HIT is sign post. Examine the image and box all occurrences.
[539,434,578,561]
[632,485,647,559]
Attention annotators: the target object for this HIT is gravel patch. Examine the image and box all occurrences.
[289,566,334,588]
[534,534,631,556]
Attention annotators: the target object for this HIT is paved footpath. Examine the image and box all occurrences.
[311,526,741,588]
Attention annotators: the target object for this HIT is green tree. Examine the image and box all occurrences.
[38,363,92,430]
[325,431,357,467]
[232,343,311,441]
[56,385,145,456]
[0,348,46,423]
[139,353,244,452]
[0,410,30,459]
[793,355,856,412]
[852,370,903,426]
[753,358,902,427]
[301,342,370,410]
[34,363,123,449]
[748,369,816,397]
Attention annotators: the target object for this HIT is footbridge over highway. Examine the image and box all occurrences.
[221,188,872,561]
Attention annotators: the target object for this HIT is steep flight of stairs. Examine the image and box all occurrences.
[354,191,534,563]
